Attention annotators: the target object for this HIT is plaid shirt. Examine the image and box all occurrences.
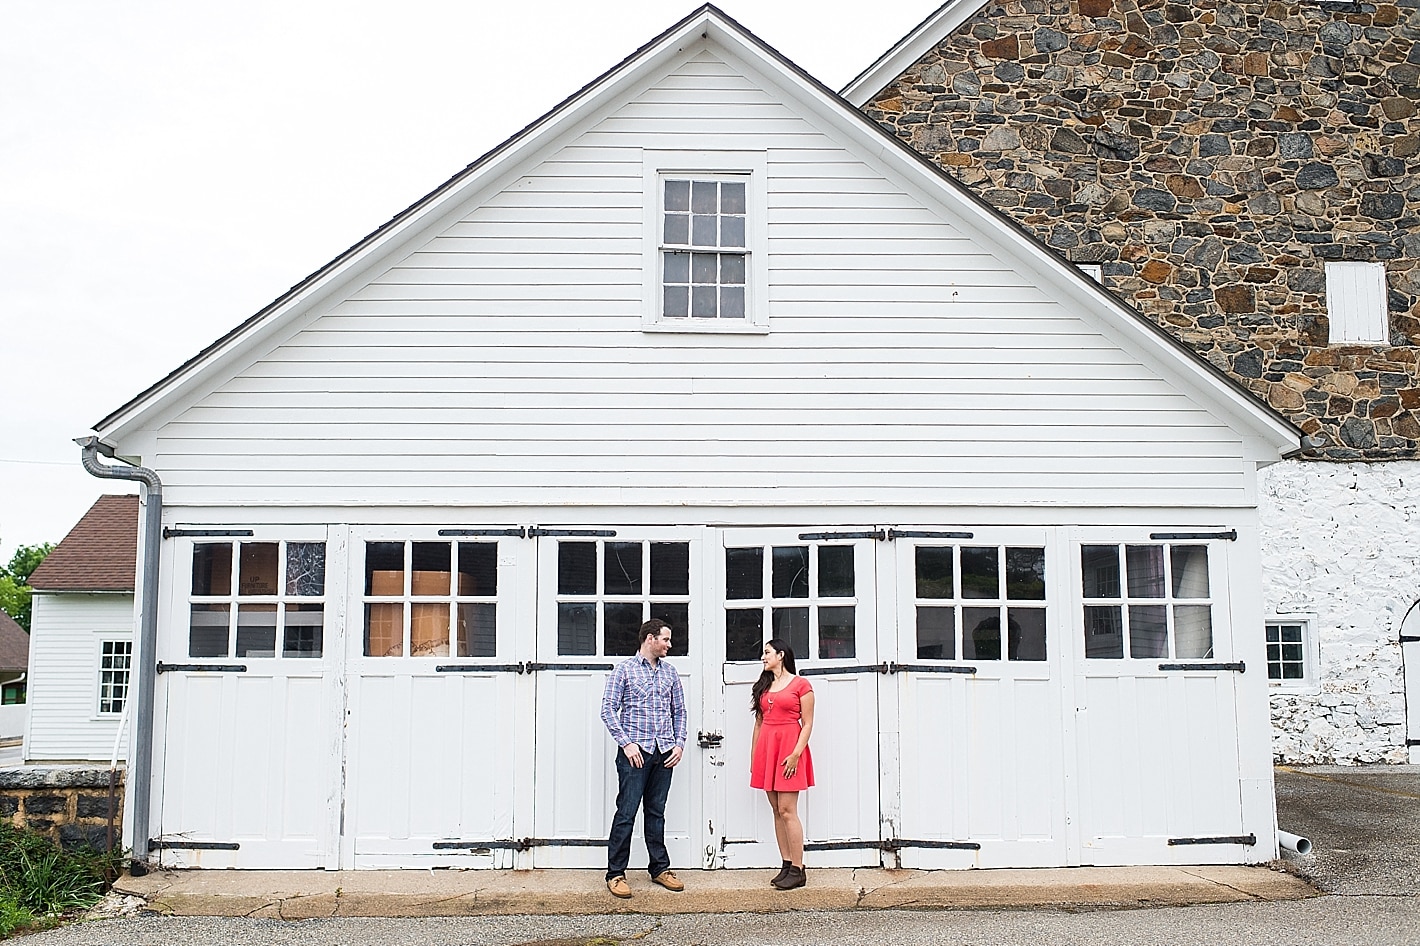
[600,654,687,752]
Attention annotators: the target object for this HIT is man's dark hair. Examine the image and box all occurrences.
[640,618,670,644]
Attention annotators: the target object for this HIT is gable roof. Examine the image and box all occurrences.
[28,494,139,593]
[0,611,28,674]
[841,0,989,106]
[91,3,1300,459]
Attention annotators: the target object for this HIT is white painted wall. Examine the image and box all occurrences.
[25,593,133,763]
[146,46,1258,511]
[0,704,26,742]
[1260,459,1417,763]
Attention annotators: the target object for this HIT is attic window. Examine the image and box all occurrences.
[643,150,767,333]
[1326,261,1388,345]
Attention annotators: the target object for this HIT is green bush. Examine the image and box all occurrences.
[0,822,124,931]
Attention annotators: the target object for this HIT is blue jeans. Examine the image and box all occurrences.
[606,747,674,880]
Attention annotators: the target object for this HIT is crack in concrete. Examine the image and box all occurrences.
[240,898,279,918]
[1178,867,1263,901]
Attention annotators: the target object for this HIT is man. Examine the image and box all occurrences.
[600,618,687,898]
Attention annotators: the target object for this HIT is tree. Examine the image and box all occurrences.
[0,542,54,632]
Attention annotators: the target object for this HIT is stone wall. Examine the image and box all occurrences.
[865,0,1420,459]
[1260,458,1415,763]
[0,766,125,851]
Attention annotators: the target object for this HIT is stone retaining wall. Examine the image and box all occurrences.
[0,766,125,851]
[866,0,1420,459]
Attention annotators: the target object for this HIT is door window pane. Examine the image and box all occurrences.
[1170,546,1210,598]
[284,603,324,657]
[456,603,496,658]
[366,542,405,595]
[285,543,326,596]
[1007,608,1047,661]
[366,603,403,657]
[960,547,1000,599]
[915,546,954,598]
[1085,606,1123,658]
[650,542,690,595]
[189,604,230,657]
[916,607,955,660]
[235,604,277,657]
[558,542,597,595]
[772,547,810,598]
[411,543,451,595]
[726,547,763,599]
[818,606,856,659]
[726,609,763,661]
[557,603,596,656]
[457,543,497,596]
[818,546,854,598]
[1080,545,1119,597]
[238,543,279,596]
[1128,604,1168,658]
[605,542,643,596]
[604,602,645,656]
[411,602,450,656]
[772,607,809,658]
[962,607,1003,660]
[1125,546,1165,598]
[1005,547,1045,600]
[651,602,689,652]
[1173,605,1213,659]
[192,543,232,596]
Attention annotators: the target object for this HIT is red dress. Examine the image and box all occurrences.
[750,675,815,791]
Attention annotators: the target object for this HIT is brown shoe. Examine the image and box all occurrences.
[652,870,685,892]
[607,876,632,899]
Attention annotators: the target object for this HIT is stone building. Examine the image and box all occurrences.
[849,0,1420,762]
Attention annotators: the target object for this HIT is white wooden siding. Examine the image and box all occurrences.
[151,48,1253,508]
[25,594,133,762]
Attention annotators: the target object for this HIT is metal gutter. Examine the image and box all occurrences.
[75,437,160,874]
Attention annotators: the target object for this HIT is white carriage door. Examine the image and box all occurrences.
[1073,535,1249,864]
[344,530,522,868]
[154,531,337,868]
[1399,606,1420,764]
[717,529,881,869]
[893,530,1068,868]
[531,530,701,869]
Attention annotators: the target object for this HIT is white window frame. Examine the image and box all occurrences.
[96,638,133,716]
[1265,614,1319,693]
[1325,261,1388,345]
[1078,263,1103,283]
[642,149,768,334]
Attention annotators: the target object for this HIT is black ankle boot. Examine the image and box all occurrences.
[773,864,806,890]
[770,860,791,886]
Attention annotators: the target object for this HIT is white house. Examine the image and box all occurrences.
[25,495,138,763]
[82,5,1300,871]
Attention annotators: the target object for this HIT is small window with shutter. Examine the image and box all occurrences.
[1325,261,1388,345]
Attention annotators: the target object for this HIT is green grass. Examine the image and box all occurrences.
[0,823,125,938]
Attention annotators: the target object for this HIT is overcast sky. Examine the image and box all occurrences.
[0,0,938,560]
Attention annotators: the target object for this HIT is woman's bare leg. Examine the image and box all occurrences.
[774,791,804,865]
[765,790,790,860]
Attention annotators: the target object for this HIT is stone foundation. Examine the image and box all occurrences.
[0,766,125,851]
[1261,459,1418,763]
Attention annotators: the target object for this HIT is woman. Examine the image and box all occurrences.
[749,638,815,890]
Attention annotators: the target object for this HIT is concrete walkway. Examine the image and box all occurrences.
[114,865,1317,918]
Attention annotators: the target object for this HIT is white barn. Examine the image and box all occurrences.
[83,5,1300,871]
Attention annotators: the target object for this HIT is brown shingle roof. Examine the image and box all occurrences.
[28,495,139,592]
[0,611,28,673]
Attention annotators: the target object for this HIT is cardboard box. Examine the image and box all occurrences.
[366,602,403,656]
[411,603,451,656]
[369,570,404,596]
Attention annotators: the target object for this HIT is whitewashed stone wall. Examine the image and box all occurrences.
[1260,459,1419,763]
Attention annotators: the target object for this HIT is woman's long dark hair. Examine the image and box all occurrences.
[751,638,797,716]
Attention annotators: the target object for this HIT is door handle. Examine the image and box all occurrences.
[697,731,723,748]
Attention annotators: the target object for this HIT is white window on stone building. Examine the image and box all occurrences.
[1325,261,1388,345]
[1266,616,1317,691]
[98,639,133,714]
[1078,264,1103,283]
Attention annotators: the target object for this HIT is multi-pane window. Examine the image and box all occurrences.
[98,640,132,714]
[912,545,1047,662]
[1081,544,1213,659]
[723,543,858,662]
[661,177,747,320]
[363,541,498,657]
[189,541,326,658]
[554,540,690,656]
[1266,621,1309,683]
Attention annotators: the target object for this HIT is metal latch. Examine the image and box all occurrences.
[698,731,724,748]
